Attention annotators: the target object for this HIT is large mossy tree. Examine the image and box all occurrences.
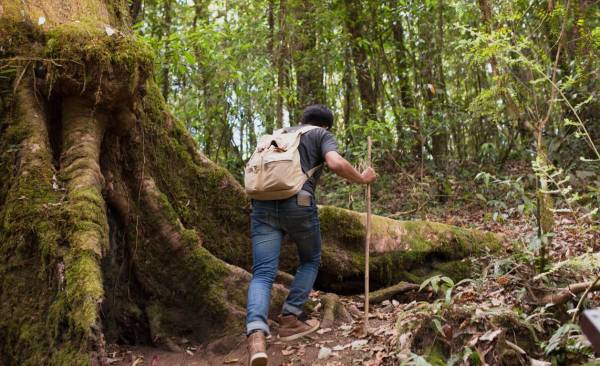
[0,1,501,365]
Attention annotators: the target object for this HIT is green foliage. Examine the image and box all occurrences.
[542,323,593,364]
[475,171,536,223]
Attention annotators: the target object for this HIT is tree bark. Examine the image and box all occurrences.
[431,0,449,168]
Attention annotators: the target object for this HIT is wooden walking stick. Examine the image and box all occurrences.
[364,136,372,334]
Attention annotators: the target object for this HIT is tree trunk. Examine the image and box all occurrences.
[290,0,324,116]
[160,0,172,102]
[390,5,415,154]
[431,0,449,168]
[275,0,287,129]
[0,2,502,364]
[343,0,378,124]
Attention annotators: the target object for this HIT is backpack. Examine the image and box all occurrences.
[244,125,322,200]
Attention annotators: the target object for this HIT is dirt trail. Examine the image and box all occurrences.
[111,294,396,366]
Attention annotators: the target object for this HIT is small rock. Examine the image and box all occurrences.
[318,347,332,359]
[351,339,368,350]
[381,300,391,306]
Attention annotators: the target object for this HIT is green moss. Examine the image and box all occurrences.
[136,81,252,269]
[1,15,251,363]
[314,206,503,289]
[319,205,366,250]
[0,85,89,364]
[44,22,153,73]
[64,251,104,335]
[423,343,449,365]
[0,19,42,57]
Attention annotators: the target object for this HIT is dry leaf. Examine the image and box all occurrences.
[480,329,502,342]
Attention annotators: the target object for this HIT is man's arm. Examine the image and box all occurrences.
[324,151,376,184]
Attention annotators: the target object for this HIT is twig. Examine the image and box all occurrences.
[572,275,600,322]
[388,205,422,219]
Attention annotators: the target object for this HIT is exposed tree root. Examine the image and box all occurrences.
[0,78,72,364]
[321,293,352,328]
[276,270,295,286]
[60,96,109,359]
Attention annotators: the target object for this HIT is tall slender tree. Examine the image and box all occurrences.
[343,0,378,124]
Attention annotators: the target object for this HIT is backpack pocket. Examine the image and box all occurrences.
[261,155,296,191]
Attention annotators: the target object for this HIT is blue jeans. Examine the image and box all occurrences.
[245,195,321,336]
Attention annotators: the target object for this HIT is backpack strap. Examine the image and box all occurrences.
[297,125,321,135]
[276,125,323,178]
[278,125,322,135]
[306,164,322,178]
[300,125,324,178]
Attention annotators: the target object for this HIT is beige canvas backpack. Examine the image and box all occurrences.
[244,125,321,200]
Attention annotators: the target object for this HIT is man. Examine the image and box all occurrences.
[246,105,377,366]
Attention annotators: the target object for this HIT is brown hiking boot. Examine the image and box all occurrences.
[247,331,268,366]
[278,314,320,341]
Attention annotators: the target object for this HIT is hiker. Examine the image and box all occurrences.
[244,104,377,366]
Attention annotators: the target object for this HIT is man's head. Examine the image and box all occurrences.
[301,104,334,130]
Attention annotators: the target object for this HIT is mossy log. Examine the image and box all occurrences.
[291,206,503,293]
[0,2,501,365]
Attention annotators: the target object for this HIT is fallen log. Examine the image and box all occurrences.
[369,281,420,304]
[288,206,504,293]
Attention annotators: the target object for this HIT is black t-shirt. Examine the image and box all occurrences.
[284,124,338,196]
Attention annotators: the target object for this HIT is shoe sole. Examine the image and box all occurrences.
[277,321,320,342]
[249,352,268,366]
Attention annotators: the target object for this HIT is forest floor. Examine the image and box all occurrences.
[108,164,600,365]
[110,298,400,366]
[108,210,599,365]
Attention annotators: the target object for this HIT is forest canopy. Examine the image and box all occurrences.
[139,0,600,179]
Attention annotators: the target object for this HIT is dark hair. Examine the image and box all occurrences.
[301,104,334,129]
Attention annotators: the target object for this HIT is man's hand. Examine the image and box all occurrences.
[325,151,377,185]
[361,167,377,184]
